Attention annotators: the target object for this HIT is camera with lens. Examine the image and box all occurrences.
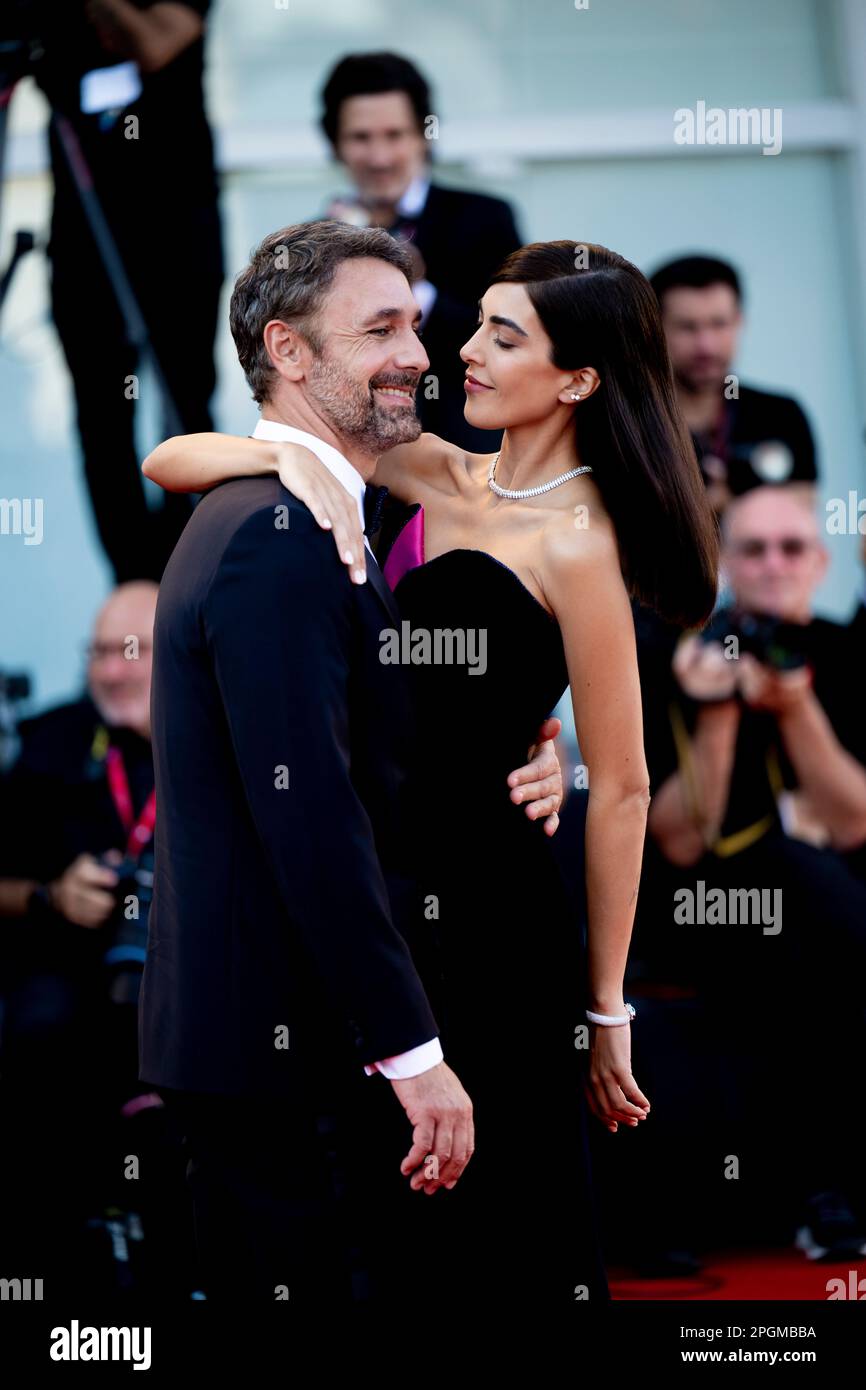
[95,848,153,1007]
[0,667,32,769]
[699,605,811,672]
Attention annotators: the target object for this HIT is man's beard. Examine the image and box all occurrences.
[676,361,727,395]
[306,350,422,454]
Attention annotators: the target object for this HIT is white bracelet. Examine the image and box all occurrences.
[586,1004,636,1027]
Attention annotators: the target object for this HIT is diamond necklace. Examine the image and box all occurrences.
[487,454,593,499]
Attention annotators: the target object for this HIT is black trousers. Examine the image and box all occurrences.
[49,199,224,582]
[159,1071,435,1307]
[0,964,178,1290]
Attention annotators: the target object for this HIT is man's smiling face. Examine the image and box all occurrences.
[304,256,429,453]
[335,91,427,210]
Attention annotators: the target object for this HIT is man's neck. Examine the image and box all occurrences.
[260,403,378,480]
[362,168,429,226]
[730,597,813,625]
[675,380,726,435]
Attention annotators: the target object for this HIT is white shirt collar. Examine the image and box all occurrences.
[396,174,430,218]
[252,417,371,548]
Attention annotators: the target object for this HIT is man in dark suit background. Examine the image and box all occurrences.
[138,221,477,1304]
[319,51,522,451]
[649,254,819,516]
[32,0,224,582]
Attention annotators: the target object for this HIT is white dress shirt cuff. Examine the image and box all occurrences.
[364,1036,443,1079]
[412,278,438,325]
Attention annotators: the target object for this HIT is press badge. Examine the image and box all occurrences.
[80,62,142,116]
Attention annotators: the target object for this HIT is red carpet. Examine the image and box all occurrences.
[608,1247,866,1300]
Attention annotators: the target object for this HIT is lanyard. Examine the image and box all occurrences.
[708,398,733,463]
[105,744,156,858]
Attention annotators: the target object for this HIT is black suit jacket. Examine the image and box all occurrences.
[402,183,522,452]
[691,383,818,494]
[138,476,438,1099]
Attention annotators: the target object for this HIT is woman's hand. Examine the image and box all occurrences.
[584,1021,650,1134]
[276,444,368,585]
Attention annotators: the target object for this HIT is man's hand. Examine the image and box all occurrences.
[673,633,739,702]
[85,0,128,52]
[507,716,564,836]
[391,1061,474,1195]
[85,0,204,74]
[48,852,119,929]
[736,654,813,716]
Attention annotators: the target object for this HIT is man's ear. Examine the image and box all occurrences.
[263,320,309,383]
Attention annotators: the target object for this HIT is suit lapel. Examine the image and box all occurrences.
[365,549,403,625]
[364,496,424,623]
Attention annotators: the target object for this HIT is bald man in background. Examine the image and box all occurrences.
[0,582,159,924]
[0,582,164,1289]
[639,490,866,1263]
[650,489,866,865]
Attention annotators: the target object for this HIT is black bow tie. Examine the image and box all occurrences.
[363,483,390,537]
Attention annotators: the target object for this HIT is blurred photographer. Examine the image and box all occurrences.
[0,581,157,939]
[13,1,223,580]
[0,581,159,1283]
[649,488,866,869]
[644,487,866,1259]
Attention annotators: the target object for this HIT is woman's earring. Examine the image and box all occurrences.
[570,391,582,401]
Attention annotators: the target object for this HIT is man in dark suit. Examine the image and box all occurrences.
[138,219,564,1306]
[320,51,522,451]
[649,254,818,516]
[33,0,223,581]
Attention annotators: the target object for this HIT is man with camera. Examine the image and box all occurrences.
[0,581,157,935]
[643,486,866,1261]
[649,487,866,867]
[0,581,160,1283]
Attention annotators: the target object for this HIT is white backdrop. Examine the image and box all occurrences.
[2,0,864,711]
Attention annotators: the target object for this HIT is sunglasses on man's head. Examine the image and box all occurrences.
[732,537,812,560]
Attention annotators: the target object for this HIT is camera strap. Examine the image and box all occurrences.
[105,743,156,859]
[668,700,784,858]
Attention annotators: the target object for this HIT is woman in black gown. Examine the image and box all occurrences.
[145,240,718,1303]
[392,547,612,1301]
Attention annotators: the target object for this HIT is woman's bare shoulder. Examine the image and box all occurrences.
[540,497,621,584]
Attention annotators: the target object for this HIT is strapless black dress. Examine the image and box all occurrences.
[389,546,611,1304]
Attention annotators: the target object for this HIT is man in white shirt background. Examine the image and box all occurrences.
[319,51,523,451]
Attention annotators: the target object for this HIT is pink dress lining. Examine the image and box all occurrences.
[382,505,425,591]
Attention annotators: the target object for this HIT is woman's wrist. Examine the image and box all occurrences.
[588,992,626,1015]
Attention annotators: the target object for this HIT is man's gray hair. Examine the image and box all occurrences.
[229,219,414,404]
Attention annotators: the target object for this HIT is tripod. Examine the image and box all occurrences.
[0,52,183,433]
[1,39,213,577]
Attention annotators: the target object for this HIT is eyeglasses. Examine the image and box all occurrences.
[730,537,813,560]
[85,640,153,662]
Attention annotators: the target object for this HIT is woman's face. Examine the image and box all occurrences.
[459,282,577,430]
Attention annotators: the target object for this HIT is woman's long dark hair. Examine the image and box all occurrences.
[490,241,719,629]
